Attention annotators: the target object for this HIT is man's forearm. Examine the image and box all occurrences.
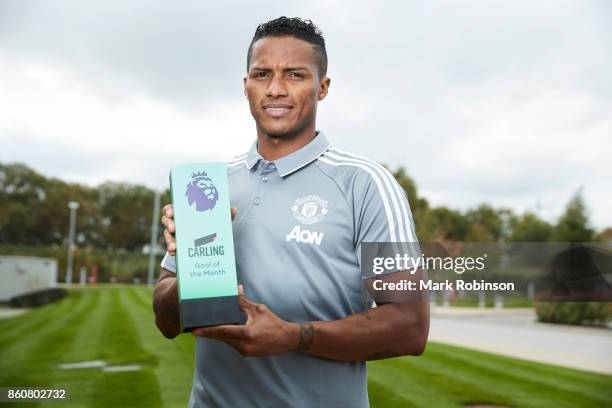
[290,302,429,361]
[152,269,181,339]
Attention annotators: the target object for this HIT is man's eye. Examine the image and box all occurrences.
[254,72,268,78]
[288,72,304,78]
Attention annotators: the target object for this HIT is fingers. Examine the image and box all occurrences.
[161,217,175,234]
[231,207,238,221]
[214,337,247,353]
[236,284,257,325]
[163,228,176,255]
[161,204,175,232]
[237,285,258,313]
[193,334,251,356]
[193,324,248,340]
[161,204,176,255]
[193,328,267,357]
[162,204,174,219]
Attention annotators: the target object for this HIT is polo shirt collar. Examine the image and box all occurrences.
[245,131,330,177]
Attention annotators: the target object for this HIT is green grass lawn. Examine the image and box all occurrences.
[0,286,610,407]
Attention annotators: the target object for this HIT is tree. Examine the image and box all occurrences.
[510,212,553,242]
[428,207,469,241]
[0,162,159,250]
[391,166,432,241]
[97,182,157,250]
[0,164,92,245]
[553,190,594,242]
[595,227,612,243]
[464,204,511,242]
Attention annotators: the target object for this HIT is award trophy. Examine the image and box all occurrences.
[169,163,243,331]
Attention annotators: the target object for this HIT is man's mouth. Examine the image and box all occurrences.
[263,105,293,118]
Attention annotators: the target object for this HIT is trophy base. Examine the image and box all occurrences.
[180,295,245,332]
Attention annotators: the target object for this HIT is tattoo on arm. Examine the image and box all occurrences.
[367,350,401,361]
[297,322,315,351]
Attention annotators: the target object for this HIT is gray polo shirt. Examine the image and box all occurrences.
[161,131,417,407]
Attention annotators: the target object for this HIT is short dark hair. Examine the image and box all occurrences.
[247,16,327,78]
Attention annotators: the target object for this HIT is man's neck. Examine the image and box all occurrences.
[256,126,317,162]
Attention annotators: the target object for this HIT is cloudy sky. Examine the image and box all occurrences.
[1,0,610,228]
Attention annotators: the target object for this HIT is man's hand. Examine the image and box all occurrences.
[192,285,299,357]
[155,203,237,339]
[161,204,237,256]
[192,276,429,361]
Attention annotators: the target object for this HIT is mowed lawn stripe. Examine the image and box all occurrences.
[136,284,197,363]
[373,342,612,408]
[86,287,163,408]
[58,288,112,363]
[0,291,79,349]
[436,344,612,393]
[43,288,113,407]
[381,350,523,406]
[124,286,195,408]
[399,349,534,407]
[0,291,99,408]
[369,355,514,407]
[423,343,612,406]
[129,286,195,364]
[0,290,100,392]
[3,287,610,408]
[367,378,418,408]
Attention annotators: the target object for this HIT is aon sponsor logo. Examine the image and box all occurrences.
[286,225,324,245]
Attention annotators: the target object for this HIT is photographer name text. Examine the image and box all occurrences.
[373,279,515,291]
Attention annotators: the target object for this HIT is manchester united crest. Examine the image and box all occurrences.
[291,195,328,225]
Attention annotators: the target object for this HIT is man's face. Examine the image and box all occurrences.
[244,36,330,139]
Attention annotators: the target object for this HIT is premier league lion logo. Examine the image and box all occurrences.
[186,171,218,212]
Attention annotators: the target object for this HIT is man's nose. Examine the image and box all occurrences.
[266,75,288,98]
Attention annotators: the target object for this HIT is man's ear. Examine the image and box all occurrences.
[243,77,248,99]
[318,77,331,101]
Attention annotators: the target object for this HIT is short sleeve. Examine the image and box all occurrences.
[160,251,177,273]
[355,169,420,271]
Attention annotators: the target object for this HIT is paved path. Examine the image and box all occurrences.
[0,306,29,319]
[429,307,612,375]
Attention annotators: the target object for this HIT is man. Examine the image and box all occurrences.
[154,16,429,407]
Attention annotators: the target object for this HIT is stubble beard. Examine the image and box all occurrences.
[257,114,313,141]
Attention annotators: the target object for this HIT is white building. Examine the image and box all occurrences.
[0,256,58,302]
